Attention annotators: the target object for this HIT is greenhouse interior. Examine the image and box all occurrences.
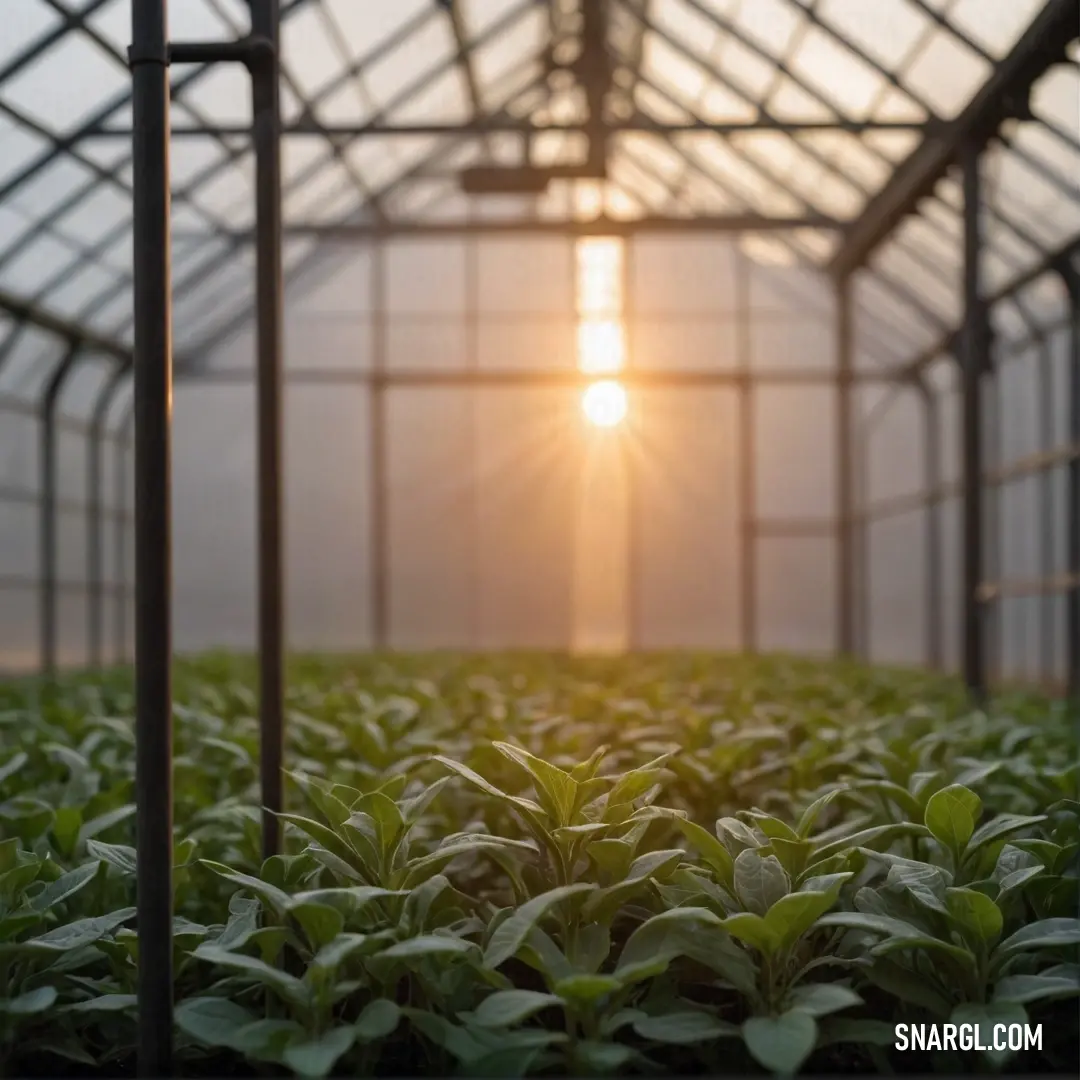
[0,1,1078,1077]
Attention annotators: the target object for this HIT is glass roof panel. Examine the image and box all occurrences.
[0,0,1074,388]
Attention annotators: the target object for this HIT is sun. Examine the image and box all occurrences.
[582,380,628,428]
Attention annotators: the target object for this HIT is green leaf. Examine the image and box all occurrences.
[0,751,28,788]
[198,860,293,916]
[0,986,57,1015]
[554,974,622,1003]
[665,812,735,889]
[817,910,975,964]
[996,917,1080,956]
[813,822,929,863]
[966,814,1047,857]
[493,742,578,826]
[473,989,562,1027]
[632,1011,739,1044]
[283,1028,358,1079]
[433,757,548,828]
[764,881,847,950]
[742,1011,818,1075]
[86,839,137,876]
[51,806,82,856]
[63,994,138,1013]
[378,934,474,960]
[862,957,952,1018]
[30,861,99,912]
[195,946,309,1007]
[616,907,725,982]
[310,932,371,972]
[796,789,842,838]
[722,911,781,955]
[484,883,594,970]
[176,997,260,1050]
[993,969,1080,1006]
[355,998,401,1041]
[77,804,136,846]
[28,908,135,950]
[786,983,862,1018]
[734,849,789,915]
[946,887,1003,944]
[924,784,981,855]
[291,901,345,950]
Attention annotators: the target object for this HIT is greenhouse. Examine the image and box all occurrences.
[0,1,1078,1076]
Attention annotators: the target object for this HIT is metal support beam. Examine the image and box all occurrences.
[88,369,129,669]
[129,0,174,1073]
[39,349,80,679]
[829,0,1079,280]
[836,277,856,656]
[735,255,756,654]
[80,118,929,138]
[0,286,131,365]
[960,145,988,702]
[370,240,389,650]
[268,214,842,239]
[251,0,286,863]
[115,410,132,666]
[1062,265,1080,700]
[915,378,944,672]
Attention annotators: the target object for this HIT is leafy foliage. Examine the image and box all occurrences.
[0,653,1076,1075]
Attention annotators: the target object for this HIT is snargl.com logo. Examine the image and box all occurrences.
[895,1023,1042,1053]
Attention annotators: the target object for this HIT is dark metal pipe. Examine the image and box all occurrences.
[88,369,129,669]
[960,145,987,702]
[39,348,80,678]
[370,239,389,649]
[623,237,639,651]
[81,118,930,138]
[836,276,856,655]
[1062,266,1080,700]
[116,409,132,666]
[733,255,756,653]
[129,0,174,1070]
[251,0,285,862]
[915,378,944,671]
[1035,336,1056,687]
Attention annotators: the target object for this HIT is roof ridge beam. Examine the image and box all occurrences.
[828,0,1080,281]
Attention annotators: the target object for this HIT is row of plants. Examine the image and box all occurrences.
[0,653,1076,1076]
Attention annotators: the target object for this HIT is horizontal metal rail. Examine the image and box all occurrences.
[81,118,931,138]
[0,576,131,596]
[178,366,900,387]
[0,484,132,522]
[977,574,1080,601]
[861,441,1080,523]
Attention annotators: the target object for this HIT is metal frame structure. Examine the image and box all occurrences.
[0,0,1077,1074]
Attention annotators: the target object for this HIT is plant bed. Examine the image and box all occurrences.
[0,653,1076,1077]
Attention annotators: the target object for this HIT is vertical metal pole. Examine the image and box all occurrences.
[1062,266,1080,701]
[623,236,639,651]
[985,362,1002,684]
[251,0,285,862]
[736,253,756,653]
[88,370,128,670]
[40,349,79,678]
[960,144,987,702]
[87,424,103,670]
[836,275,856,656]
[1035,337,1055,688]
[129,0,174,1071]
[465,221,480,649]
[916,378,943,671]
[116,408,132,666]
[370,237,389,649]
